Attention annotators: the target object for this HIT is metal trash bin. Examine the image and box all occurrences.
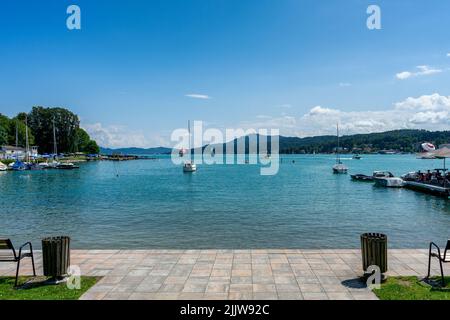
[361,233,388,275]
[42,236,71,280]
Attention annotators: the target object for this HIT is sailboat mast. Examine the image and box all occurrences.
[15,121,18,147]
[188,120,191,160]
[336,123,340,163]
[53,118,58,159]
[25,116,30,163]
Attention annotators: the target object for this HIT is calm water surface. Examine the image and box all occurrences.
[1,155,449,249]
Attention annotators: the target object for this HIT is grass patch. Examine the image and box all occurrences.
[373,276,450,300]
[0,276,99,300]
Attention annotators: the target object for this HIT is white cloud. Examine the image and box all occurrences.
[339,82,352,87]
[83,123,169,148]
[396,71,413,80]
[396,65,442,80]
[447,53,450,57]
[238,93,450,137]
[185,93,211,100]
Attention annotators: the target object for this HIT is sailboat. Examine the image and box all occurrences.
[47,118,60,168]
[49,118,78,169]
[183,120,197,173]
[332,123,348,174]
[24,116,42,170]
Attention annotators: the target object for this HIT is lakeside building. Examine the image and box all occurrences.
[0,145,39,160]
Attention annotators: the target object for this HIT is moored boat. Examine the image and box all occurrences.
[182,161,196,173]
[332,123,348,174]
[351,171,394,182]
[183,120,197,173]
[56,162,79,170]
[11,160,27,171]
[374,176,404,188]
[0,161,7,171]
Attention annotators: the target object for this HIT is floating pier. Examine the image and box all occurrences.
[404,181,450,198]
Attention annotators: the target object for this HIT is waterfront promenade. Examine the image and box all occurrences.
[0,249,445,300]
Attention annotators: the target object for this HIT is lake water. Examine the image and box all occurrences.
[1,154,449,249]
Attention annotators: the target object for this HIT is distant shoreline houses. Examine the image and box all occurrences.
[0,145,39,160]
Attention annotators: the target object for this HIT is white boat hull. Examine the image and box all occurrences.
[374,177,404,188]
[333,164,348,174]
[183,163,197,172]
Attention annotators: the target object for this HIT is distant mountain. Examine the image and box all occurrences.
[100,129,450,155]
[99,146,172,155]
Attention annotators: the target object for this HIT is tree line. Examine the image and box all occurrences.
[278,130,450,154]
[0,106,99,154]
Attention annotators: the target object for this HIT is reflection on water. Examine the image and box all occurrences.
[0,154,449,249]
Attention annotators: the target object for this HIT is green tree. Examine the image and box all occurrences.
[84,140,100,154]
[28,106,80,153]
[0,114,9,145]
[75,128,91,152]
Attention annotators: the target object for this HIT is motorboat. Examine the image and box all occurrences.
[27,163,43,170]
[0,162,7,171]
[38,162,50,169]
[352,154,362,160]
[374,176,404,188]
[351,171,394,182]
[56,162,79,170]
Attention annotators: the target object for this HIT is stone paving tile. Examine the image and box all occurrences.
[298,283,324,293]
[253,284,277,293]
[326,292,353,300]
[229,284,253,293]
[277,292,304,300]
[182,282,207,293]
[253,292,278,300]
[231,276,252,284]
[229,292,253,300]
[206,283,230,293]
[103,292,132,300]
[302,292,329,300]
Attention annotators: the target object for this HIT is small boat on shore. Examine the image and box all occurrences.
[0,162,7,171]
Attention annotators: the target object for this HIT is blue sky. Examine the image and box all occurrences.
[1,0,450,147]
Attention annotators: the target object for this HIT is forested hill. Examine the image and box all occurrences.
[279,129,450,154]
[202,129,450,154]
